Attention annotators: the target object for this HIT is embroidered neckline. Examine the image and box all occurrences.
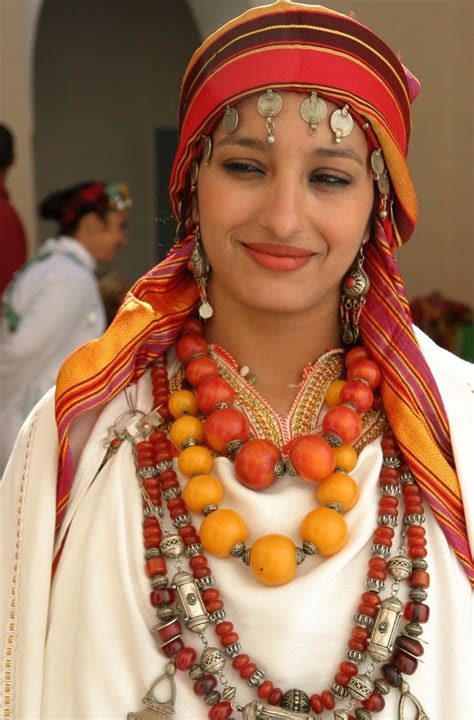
[170,343,387,452]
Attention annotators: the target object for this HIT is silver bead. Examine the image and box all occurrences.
[347,649,365,663]
[366,577,385,592]
[327,502,344,513]
[382,455,401,468]
[172,570,209,633]
[230,542,246,558]
[302,540,318,555]
[389,555,412,580]
[405,622,423,637]
[295,548,306,565]
[348,674,374,701]
[144,548,161,560]
[400,470,415,485]
[202,504,218,516]
[380,483,400,496]
[209,609,226,623]
[378,514,398,527]
[280,689,310,712]
[156,604,174,621]
[163,486,181,500]
[411,558,428,570]
[181,438,199,449]
[138,465,158,478]
[354,613,374,628]
[196,575,215,589]
[324,433,343,447]
[222,686,237,701]
[185,542,204,557]
[189,663,204,680]
[371,543,390,559]
[286,460,298,476]
[367,596,404,662]
[355,709,372,720]
[374,678,390,695]
[242,550,251,566]
[160,534,185,558]
[248,669,265,687]
[151,574,169,589]
[409,588,428,602]
[404,513,425,526]
[173,513,192,528]
[334,712,350,720]
[227,439,244,454]
[156,459,173,474]
[331,682,349,699]
[274,460,286,478]
[224,641,241,658]
[143,505,163,517]
[204,690,222,706]
[200,647,226,674]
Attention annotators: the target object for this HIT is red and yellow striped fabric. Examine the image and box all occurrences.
[55,2,472,582]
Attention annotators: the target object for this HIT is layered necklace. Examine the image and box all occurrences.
[114,317,430,720]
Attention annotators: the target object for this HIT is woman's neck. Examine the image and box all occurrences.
[204,290,341,414]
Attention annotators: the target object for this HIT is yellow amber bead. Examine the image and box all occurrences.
[300,507,348,556]
[200,508,248,557]
[170,415,204,448]
[168,390,198,418]
[178,445,213,477]
[316,471,359,511]
[333,444,358,472]
[182,474,224,513]
[249,534,297,586]
[325,379,347,408]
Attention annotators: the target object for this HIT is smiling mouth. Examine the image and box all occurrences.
[242,242,315,272]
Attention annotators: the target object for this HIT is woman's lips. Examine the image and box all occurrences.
[242,242,315,272]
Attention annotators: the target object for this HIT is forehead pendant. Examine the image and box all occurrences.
[257,89,283,144]
[299,91,327,135]
[223,104,239,134]
[330,103,354,143]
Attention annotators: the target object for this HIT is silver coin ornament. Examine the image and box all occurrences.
[330,103,354,143]
[257,89,283,119]
[199,301,214,320]
[223,104,239,134]
[377,170,390,196]
[300,91,327,134]
[371,148,386,176]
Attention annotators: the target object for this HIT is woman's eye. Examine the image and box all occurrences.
[223,161,263,175]
[310,172,350,187]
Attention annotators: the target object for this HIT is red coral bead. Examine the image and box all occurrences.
[258,681,273,699]
[321,690,335,709]
[232,654,249,670]
[345,346,370,367]
[347,358,382,389]
[396,635,424,657]
[382,663,402,687]
[186,356,219,388]
[205,407,249,453]
[209,701,233,720]
[201,588,220,602]
[404,602,430,623]
[175,334,209,364]
[234,439,283,491]
[193,674,217,696]
[391,649,418,675]
[240,662,257,680]
[409,570,430,588]
[288,434,335,483]
[310,695,324,714]
[221,632,239,647]
[215,621,234,636]
[340,661,358,677]
[322,405,362,444]
[340,380,374,413]
[363,690,385,712]
[157,618,182,642]
[268,688,283,705]
[161,637,184,657]
[361,591,381,606]
[196,378,235,415]
[150,588,175,606]
[180,316,205,337]
[175,646,196,671]
[189,554,208,570]
[335,672,350,686]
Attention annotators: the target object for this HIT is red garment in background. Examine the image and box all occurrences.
[0,177,27,295]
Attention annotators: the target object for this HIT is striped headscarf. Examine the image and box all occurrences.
[55,1,472,582]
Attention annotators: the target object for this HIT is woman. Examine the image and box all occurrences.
[0,181,131,472]
[1,3,472,720]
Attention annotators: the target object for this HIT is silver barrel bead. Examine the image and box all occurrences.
[171,570,209,633]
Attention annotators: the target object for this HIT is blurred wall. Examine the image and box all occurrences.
[34,0,200,283]
[29,0,474,305]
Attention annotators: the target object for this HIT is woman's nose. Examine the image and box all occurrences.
[257,174,305,240]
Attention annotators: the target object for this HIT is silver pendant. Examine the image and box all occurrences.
[199,300,214,319]
[300,91,327,135]
[127,668,176,719]
[223,104,239,134]
[330,104,353,143]
[241,699,314,719]
[398,680,429,720]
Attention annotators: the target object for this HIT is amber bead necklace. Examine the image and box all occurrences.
[124,317,431,720]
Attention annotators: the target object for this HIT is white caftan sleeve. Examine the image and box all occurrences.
[0,390,57,719]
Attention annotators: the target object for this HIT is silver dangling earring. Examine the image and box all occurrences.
[189,224,213,320]
[371,148,391,220]
[339,245,370,344]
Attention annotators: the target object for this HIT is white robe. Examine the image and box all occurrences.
[0,236,106,472]
[1,329,472,720]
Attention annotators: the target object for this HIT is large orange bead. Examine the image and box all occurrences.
[182,474,224,513]
[249,534,296,586]
[316,472,359,511]
[197,378,235,415]
[186,356,219,388]
[300,507,348,556]
[170,416,204,448]
[288,434,335,483]
[333,444,358,472]
[168,390,198,418]
[325,379,347,408]
[322,405,361,444]
[340,380,373,413]
[200,509,248,557]
[205,408,249,454]
[345,346,370,368]
[175,334,209,364]
[234,439,282,491]
[178,445,214,477]
[347,358,381,390]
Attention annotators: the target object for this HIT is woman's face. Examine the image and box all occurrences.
[82,209,128,264]
[195,92,374,317]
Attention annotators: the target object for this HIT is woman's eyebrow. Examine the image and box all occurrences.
[313,146,365,166]
[214,136,268,152]
[214,137,365,166]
